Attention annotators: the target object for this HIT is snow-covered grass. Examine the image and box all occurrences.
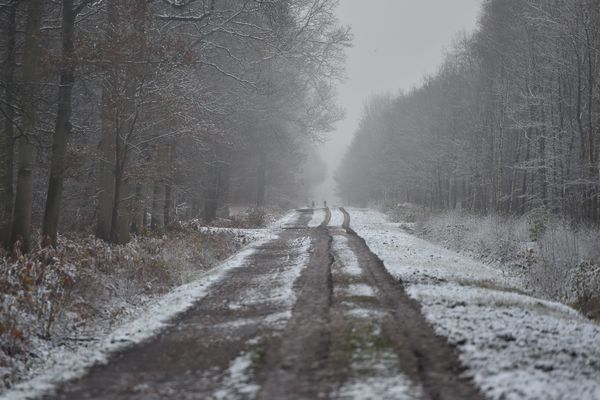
[0,211,298,398]
[349,208,600,400]
[411,209,600,317]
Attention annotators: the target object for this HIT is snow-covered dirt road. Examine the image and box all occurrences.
[15,207,476,400]
[6,208,596,399]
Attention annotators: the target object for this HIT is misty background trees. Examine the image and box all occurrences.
[338,0,600,224]
[0,0,350,250]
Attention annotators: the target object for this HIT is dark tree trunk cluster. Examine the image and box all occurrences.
[0,0,350,251]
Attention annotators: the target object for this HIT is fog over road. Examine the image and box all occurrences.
[313,0,482,202]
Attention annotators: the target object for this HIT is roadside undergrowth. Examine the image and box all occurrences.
[0,217,262,392]
[384,203,600,320]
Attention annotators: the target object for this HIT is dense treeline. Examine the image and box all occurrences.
[338,0,600,223]
[0,0,349,251]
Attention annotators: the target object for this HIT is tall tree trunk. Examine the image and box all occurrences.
[0,3,17,247]
[109,159,123,243]
[95,0,118,241]
[112,179,131,244]
[130,184,145,235]
[42,0,76,247]
[11,0,43,252]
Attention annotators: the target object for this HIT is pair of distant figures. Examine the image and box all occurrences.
[311,200,327,208]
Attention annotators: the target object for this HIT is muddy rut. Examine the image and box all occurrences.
[42,208,482,400]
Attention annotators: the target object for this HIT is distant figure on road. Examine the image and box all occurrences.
[311,200,315,208]
[323,200,327,208]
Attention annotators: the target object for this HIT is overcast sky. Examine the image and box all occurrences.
[313,0,483,204]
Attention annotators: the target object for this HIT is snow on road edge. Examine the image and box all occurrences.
[308,208,326,227]
[2,212,297,400]
[328,208,345,228]
[348,208,600,400]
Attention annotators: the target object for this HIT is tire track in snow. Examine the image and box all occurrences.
[338,207,484,400]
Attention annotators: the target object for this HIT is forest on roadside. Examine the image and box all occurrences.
[0,0,349,252]
[338,0,600,223]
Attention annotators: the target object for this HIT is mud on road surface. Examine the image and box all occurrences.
[41,208,482,400]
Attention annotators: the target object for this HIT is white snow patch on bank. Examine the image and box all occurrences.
[0,211,304,400]
[272,210,300,229]
[328,208,345,228]
[348,207,600,400]
[308,208,326,227]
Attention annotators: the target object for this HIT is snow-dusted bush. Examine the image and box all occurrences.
[533,222,600,307]
[415,210,528,267]
[387,203,426,224]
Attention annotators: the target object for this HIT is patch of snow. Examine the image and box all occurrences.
[336,376,422,400]
[345,308,386,319]
[213,352,260,400]
[349,208,600,400]
[308,208,326,227]
[271,210,300,229]
[225,236,311,312]
[328,208,345,228]
[332,235,362,277]
[340,283,375,298]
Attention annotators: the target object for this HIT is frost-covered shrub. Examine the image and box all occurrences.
[533,222,600,308]
[0,246,77,347]
[416,210,527,266]
[194,207,277,229]
[386,203,426,224]
[415,207,600,315]
[527,210,551,242]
